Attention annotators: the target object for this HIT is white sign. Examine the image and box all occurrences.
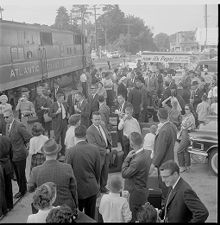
[141,54,190,64]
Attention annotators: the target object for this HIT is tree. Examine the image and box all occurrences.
[154,33,170,51]
[53,6,71,30]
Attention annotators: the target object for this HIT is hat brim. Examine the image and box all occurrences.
[42,144,62,155]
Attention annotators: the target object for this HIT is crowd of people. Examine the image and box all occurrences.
[0,60,217,222]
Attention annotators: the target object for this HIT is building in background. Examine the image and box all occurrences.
[169,31,199,52]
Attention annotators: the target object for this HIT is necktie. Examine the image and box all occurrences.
[60,103,66,119]
[98,125,108,147]
[6,123,11,136]
[164,188,173,222]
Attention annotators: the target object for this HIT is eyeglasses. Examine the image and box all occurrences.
[4,116,9,119]
[185,108,190,110]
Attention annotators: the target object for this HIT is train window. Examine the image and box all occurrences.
[74,35,82,45]
[27,51,33,59]
[40,32,53,46]
[10,47,25,62]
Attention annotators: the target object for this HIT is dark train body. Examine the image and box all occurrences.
[0,19,91,105]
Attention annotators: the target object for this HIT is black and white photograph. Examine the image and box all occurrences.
[0,0,218,222]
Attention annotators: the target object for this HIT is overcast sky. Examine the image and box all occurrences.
[0,0,218,35]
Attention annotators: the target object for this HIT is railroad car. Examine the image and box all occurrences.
[0,19,91,105]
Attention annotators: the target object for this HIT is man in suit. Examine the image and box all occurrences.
[98,95,110,129]
[122,132,152,222]
[49,92,69,156]
[190,80,204,111]
[159,160,209,223]
[128,78,143,120]
[67,88,77,116]
[149,108,177,203]
[88,83,99,123]
[3,109,32,199]
[159,80,171,107]
[75,91,91,128]
[65,125,101,219]
[28,139,78,211]
[86,111,112,194]
[52,81,64,102]
[115,94,130,147]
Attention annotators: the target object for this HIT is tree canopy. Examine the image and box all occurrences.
[154,33,170,51]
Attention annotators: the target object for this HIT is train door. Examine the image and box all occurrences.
[38,47,48,80]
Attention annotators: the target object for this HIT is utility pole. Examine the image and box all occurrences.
[0,6,4,20]
[204,4,208,50]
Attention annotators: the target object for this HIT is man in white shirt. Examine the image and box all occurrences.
[118,104,141,159]
[80,68,88,98]
[143,125,157,158]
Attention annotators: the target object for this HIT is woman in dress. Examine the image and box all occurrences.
[27,122,48,174]
[177,103,195,173]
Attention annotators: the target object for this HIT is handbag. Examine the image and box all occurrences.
[43,113,52,123]
[27,115,39,124]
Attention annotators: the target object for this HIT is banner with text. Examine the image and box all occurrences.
[141,54,190,64]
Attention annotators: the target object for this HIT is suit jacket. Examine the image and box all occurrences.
[128,87,142,114]
[152,122,177,168]
[88,93,99,118]
[8,120,32,162]
[122,150,151,193]
[67,94,76,116]
[28,159,78,210]
[78,99,91,128]
[65,141,101,199]
[86,124,112,159]
[117,83,128,100]
[160,87,171,106]
[0,135,13,176]
[164,177,209,223]
[99,103,110,127]
[49,101,68,132]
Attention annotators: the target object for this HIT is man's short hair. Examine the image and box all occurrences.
[129,132,143,146]
[125,103,133,112]
[165,80,170,87]
[92,111,101,118]
[117,94,125,99]
[68,114,81,126]
[56,92,64,98]
[136,202,157,223]
[75,91,84,98]
[75,125,87,138]
[98,95,105,103]
[157,108,168,120]
[159,160,180,175]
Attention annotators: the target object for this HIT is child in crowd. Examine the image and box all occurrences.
[118,104,141,159]
[99,175,132,223]
[196,94,210,125]
[143,125,157,158]
[27,122,48,174]
[27,182,57,223]
[46,205,77,223]
[136,202,160,223]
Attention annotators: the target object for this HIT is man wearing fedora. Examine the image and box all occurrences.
[28,139,78,211]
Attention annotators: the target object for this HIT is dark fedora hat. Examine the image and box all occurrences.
[42,139,61,155]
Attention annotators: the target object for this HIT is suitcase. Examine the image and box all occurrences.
[109,150,124,173]
[148,188,162,209]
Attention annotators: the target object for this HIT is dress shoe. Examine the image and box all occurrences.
[100,187,109,194]
[13,191,26,199]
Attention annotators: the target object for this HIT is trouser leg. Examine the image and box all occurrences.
[100,153,110,189]
[84,194,97,219]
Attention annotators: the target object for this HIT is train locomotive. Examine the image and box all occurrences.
[0,19,91,106]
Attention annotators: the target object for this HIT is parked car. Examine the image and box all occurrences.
[188,115,218,175]
[111,51,120,58]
